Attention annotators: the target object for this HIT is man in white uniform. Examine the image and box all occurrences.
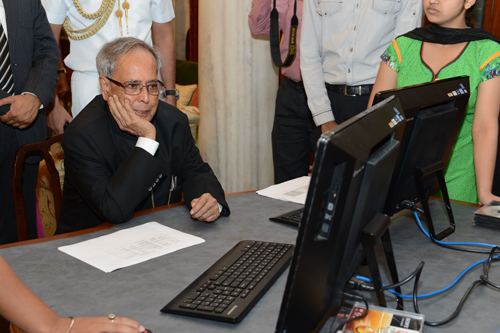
[42,0,176,132]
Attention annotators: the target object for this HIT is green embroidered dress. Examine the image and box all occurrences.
[381,36,500,203]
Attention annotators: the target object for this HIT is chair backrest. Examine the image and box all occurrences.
[10,134,63,241]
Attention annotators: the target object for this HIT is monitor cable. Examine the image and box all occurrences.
[400,200,498,254]
[352,247,500,326]
[331,293,369,333]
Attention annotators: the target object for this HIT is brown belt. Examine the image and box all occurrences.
[326,83,373,96]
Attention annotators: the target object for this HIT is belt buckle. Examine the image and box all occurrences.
[343,85,359,97]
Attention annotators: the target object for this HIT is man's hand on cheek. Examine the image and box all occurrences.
[190,193,221,222]
[108,95,156,140]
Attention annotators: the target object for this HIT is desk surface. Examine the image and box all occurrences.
[1,193,499,332]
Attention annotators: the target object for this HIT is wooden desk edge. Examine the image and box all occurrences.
[0,223,115,249]
[429,196,481,208]
[0,191,257,249]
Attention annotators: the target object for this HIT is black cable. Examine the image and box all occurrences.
[331,293,369,333]
[480,247,500,290]
[350,246,498,327]
[417,279,484,326]
[414,246,500,326]
[382,261,425,291]
[427,236,493,254]
[402,200,493,254]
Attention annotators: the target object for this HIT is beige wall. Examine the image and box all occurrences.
[173,0,190,60]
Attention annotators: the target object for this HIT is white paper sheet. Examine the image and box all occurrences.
[58,222,204,273]
[256,176,310,204]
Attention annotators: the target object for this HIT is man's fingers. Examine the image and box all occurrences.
[108,95,127,128]
[110,96,136,128]
[190,194,220,222]
[0,113,34,128]
[0,96,13,107]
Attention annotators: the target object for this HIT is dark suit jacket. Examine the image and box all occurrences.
[0,0,59,244]
[57,96,230,233]
[0,0,59,147]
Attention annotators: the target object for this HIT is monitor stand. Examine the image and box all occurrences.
[362,213,404,310]
[414,160,456,241]
[315,214,403,333]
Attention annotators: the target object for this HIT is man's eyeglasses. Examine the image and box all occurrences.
[106,77,166,96]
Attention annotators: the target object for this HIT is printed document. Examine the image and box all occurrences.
[256,176,310,204]
[58,222,204,273]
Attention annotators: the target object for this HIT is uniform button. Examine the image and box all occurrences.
[159,174,163,178]
[148,187,152,191]
[350,48,353,52]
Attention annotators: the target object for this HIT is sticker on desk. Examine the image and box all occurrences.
[58,222,204,273]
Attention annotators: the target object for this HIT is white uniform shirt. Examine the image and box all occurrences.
[42,0,175,74]
[0,0,8,37]
[300,0,422,126]
[41,0,174,115]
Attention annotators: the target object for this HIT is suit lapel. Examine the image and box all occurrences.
[2,0,19,94]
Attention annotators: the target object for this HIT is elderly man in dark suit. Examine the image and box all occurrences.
[0,0,60,244]
[57,37,230,233]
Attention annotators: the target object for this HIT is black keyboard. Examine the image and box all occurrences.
[269,208,303,227]
[161,240,294,323]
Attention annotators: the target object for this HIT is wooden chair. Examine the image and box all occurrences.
[10,134,63,241]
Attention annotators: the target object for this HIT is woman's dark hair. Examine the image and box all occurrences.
[465,4,477,28]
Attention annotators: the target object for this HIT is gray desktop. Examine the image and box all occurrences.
[1,193,499,332]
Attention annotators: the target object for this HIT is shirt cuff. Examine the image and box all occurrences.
[21,92,43,109]
[218,203,223,213]
[136,137,159,156]
[312,109,335,127]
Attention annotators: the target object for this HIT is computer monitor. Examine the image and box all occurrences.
[374,77,470,240]
[275,96,406,333]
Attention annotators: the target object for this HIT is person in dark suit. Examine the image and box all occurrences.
[57,37,230,234]
[0,0,59,244]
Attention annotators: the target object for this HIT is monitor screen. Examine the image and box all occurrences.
[373,77,471,216]
[275,97,406,333]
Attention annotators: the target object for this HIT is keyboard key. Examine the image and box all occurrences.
[197,306,215,312]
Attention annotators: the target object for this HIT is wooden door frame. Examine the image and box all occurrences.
[483,0,500,38]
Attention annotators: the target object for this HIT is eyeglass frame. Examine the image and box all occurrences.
[105,77,166,96]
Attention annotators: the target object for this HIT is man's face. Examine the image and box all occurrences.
[101,48,159,122]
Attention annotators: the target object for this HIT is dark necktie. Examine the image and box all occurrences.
[0,21,14,95]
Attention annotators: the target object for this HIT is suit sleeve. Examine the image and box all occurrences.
[0,0,59,114]
[176,117,230,216]
[62,128,165,224]
[22,0,60,106]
